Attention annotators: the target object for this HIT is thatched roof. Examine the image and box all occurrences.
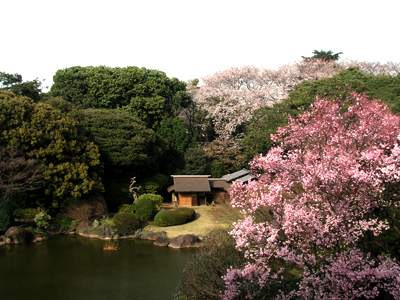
[209,178,229,190]
[168,175,212,193]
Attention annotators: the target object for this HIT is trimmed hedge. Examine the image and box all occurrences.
[135,197,157,221]
[111,212,140,235]
[135,194,163,210]
[154,207,196,227]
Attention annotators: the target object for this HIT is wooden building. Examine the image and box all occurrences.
[167,175,228,206]
[221,169,256,183]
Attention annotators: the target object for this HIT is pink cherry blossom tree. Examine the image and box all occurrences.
[343,60,400,76]
[193,60,400,139]
[194,60,342,138]
[222,93,400,299]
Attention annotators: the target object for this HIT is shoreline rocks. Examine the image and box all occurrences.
[154,236,170,247]
[1,219,204,249]
[168,234,201,249]
[3,226,50,244]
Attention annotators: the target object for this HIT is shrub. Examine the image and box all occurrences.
[145,173,170,191]
[175,230,245,300]
[143,182,159,194]
[34,211,51,229]
[154,207,196,227]
[13,208,38,222]
[111,212,140,235]
[118,204,135,214]
[175,207,196,220]
[135,194,163,210]
[54,217,72,230]
[136,173,170,196]
[209,161,226,178]
[135,196,156,221]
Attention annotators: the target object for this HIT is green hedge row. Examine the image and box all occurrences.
[154,207,196,227]
[111,212,140,235]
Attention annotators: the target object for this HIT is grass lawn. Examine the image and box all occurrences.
[142,202,240,239]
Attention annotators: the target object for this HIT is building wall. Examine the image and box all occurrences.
[178,192,207,206]
[178,193,194,206]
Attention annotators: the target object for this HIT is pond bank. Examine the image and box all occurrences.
[1,204,233,249]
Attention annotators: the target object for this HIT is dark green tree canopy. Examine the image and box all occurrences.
[242,104,288,159]
[78,108,168,177]
[302,49,343,62]
[288,67,400,113]
[0,91,103,200]
[0,72,42,101]
[155,117,198,174]
[50,66,191,128]
[156,117,196,155]
[182,147,208,175]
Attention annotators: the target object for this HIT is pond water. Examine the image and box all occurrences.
[0,235,195,300]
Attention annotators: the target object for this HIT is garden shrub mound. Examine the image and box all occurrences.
[111,212,140,235]
[154,207,196,227]
[135,196,157,221]
[135,194,163,210]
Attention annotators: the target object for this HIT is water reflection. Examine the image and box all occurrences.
[0,235,195,300]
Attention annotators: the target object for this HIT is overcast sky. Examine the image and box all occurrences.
[2,0,399,91]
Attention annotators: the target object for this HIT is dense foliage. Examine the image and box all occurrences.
[118,203,135,214]
[157,117,196,155]
[288,67,400,113]
[205,138,246,174]
[0,91,104,202]
[1,72,42,101]
[223,93,400,299]
[175,230,245,300]
[243,67,400,159]
[156,117,197,173]
[0,146,43,205]
[301,49,343,62]
[111,212,140,236]
[50,66,191,128]
[134,196,157,221]
[78,108,167,177]
[13,208,38,221]
[3,57,400,241]
[135,194,163,211]
[194,60,344,138]
[182,147,208,175]
[0,203,12,232]
[34,211,51,229]
[154,207,195,227]
[193,60,400,138]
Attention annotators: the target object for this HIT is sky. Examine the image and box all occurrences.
[2,0,399,91]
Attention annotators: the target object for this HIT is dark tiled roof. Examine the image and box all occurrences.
[170,176,211,193]
[235,174,256,183]
[222,169,250,182]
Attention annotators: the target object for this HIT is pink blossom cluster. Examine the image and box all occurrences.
[222,93,400,299]
[193,60,400,138]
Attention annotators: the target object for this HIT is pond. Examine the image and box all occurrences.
[0,235,196,300]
